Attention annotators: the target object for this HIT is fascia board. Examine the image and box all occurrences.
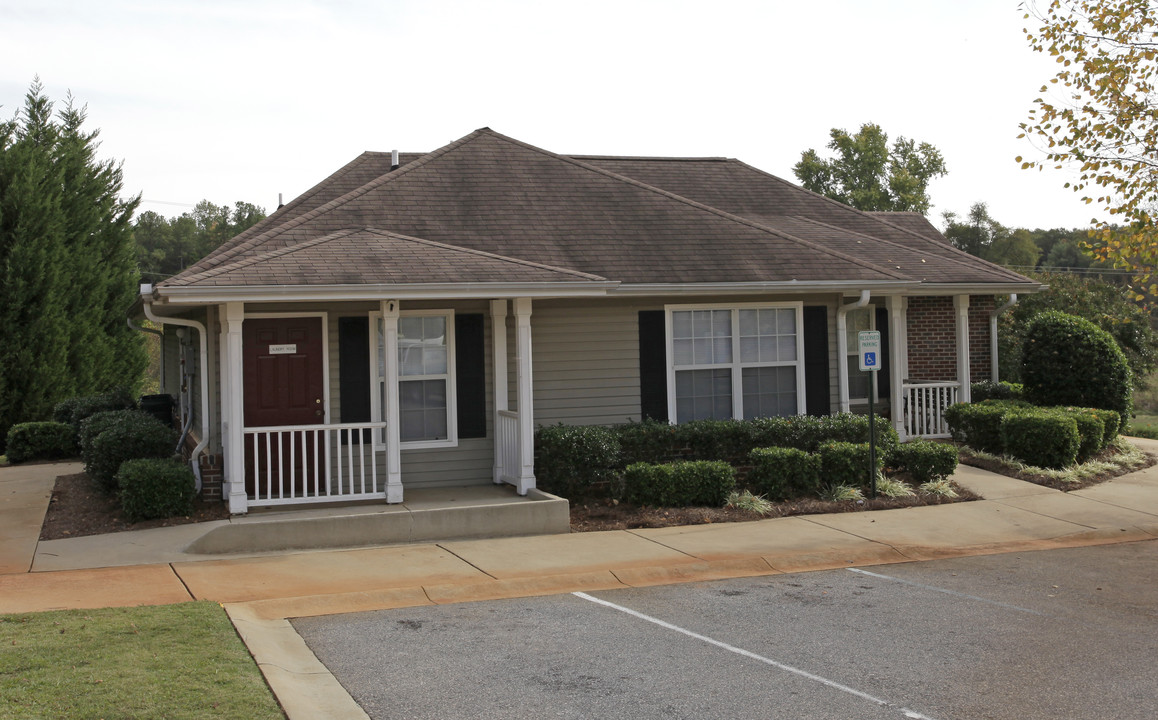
[904,282,1046,295]
[610,281,919,296]
[154,281,620,304]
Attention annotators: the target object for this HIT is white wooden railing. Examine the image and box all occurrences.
[243,422,388,506]
[496,410,519,484]
[902,382,959,439]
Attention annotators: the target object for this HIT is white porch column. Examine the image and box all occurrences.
[955,294,972,404]
[222,302,248,515]
[887,295,907,439]
[836,291,870,414]
[381,300,403,503]
[513,297,535,494]
[490,299,509,484]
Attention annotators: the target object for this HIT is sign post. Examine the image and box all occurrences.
[858,330,882,498]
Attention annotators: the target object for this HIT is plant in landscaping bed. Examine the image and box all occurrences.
[960,436,1149,487]
[889,439,958,483]
[818,441,881,488]
[53,389,136,438]
[1021,310,1133,418]
[615,418,678,464]
[944,400,1028,455]
[4,422,76,463]
[725,489,774,515]
[874,473,916,498]
[84,412,177,492]
[999,412,1080,470]
[78,409,145,457]
[1054,407,1106,463]
[623,460,735,507]
[970,380,1024,402]
[748,446,821,499]
[919,479,959,497]
[534,424,621,500]
[672,419,753,462]
[117,457,197,522]
[818,483,865,502]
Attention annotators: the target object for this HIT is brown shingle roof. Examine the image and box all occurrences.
[163,129,1036,291]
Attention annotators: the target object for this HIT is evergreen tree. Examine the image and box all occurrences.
[0,81,145,450]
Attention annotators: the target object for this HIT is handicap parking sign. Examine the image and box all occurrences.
[858,331,881,372]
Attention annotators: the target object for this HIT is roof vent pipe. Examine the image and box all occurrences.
[390,149,399,170]
[277,193,283,210]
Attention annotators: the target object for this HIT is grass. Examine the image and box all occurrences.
[1127,412,1158,439]
[0,601,284,720]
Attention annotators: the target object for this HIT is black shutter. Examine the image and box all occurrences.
[875,306,891,398]
[456,313,487,439]
[338,317,372,443]
[638,310,668,422]
[803,306,831,417]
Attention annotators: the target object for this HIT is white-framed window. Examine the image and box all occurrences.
[845,306,877,403]
[666,303,806,423]
[370,309,457,448]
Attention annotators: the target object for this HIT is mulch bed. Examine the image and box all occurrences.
[958,444,1156,491]
[40,472,230,541]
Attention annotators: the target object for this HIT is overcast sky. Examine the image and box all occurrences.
[2,0,1097,231]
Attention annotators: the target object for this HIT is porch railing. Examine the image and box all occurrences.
[901,382,959,439]
[243,421,388,507]
[496,410,519,484]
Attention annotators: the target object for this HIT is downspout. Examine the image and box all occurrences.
[175,329,195,452]
[126,316,165,393]
[990,294,1018,383]
[139,285,211,493]
[836,290,871,413]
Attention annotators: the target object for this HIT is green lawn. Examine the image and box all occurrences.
[1129,412,1158,439]
[1,602,284,719]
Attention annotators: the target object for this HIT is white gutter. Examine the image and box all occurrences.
[140,285,211,492]
[990,294,1018,382]
[155,281,619,304]
[836,290,871,413]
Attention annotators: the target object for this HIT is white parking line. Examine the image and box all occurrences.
[847,568,1048,616]
[573,591,939,720]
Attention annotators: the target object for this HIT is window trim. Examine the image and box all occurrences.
[664,302,807,422]
[369,308,458,450]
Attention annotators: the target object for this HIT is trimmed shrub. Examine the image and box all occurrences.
[889,440,958,483]
[944,401,1019,454]
[672,419,753,462]
[970,380,1024,402]
[748,415,824,452]
[818,441,882,488]
[616,418,678,464]
[1021,311,1132,418]
[1054,408,1105,463]
[54,389,136,436]
[1000,412,1080,469]
[85,412,177,491]
[1086,407,1121,444]
[79,410,146,457]
[534,424,621,500]
[4,422,77,463]
[117,458,196,522]
[748,447,821,499]
[623,460,735,507]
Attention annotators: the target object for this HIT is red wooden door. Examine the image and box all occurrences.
[243,317,325,498]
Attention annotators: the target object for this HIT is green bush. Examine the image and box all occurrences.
[534,424,621,500]
[1054,408,1105,463]
[54,389,136,436]
[117,458,196,522]
[1021,311,1133,418]
[623,460,735,507]
[889,440,958,483]
[78,410,146,458]
[970,380,1024,402]
[84,412,177,492]
[1087,407,1121,444]
[1000,412,1080,469]
[616,418,678,464]
[818,441,882,488]
[748,415,824,451]
[944,401,1023,454]
[4,422,77,463]
[748,447,821,499]
[672,419,753,462]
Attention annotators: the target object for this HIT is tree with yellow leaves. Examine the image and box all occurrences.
[1018,0,1158,302]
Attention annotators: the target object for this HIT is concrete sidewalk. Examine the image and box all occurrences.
[2,440,1157,720]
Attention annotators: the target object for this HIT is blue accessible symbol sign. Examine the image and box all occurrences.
[858,331,881,372]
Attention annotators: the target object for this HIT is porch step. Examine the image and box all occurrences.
[186,487,570,555]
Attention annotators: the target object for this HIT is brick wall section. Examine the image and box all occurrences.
[969,296,995,382]
[906,296,958,381]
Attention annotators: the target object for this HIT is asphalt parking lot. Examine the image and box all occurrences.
[295,540,1158,720]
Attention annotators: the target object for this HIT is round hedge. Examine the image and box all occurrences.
[1020,311,1132,418]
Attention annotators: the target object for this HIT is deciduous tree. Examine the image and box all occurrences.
[794,122,947,214]
[1018,0,1158,300]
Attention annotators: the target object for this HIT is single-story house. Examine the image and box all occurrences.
[136,128,1040,514]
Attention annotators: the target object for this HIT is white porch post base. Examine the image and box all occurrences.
[514,297,535,495]
[490,299,509,484]
[955,295,972,405]
[888,295,907,440]
[223,302,248,514]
